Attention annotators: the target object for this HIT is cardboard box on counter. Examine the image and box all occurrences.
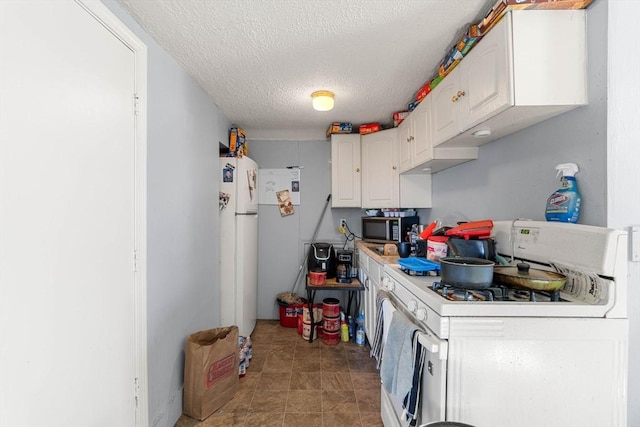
[326,122,353,138]
[478,0,594,35]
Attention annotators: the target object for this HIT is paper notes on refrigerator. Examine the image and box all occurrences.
[277,190,294,217]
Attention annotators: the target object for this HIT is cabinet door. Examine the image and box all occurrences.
[331,134,361,207]
[410,97,433,167]
[361,128,399,208]
[459,14,512,130]
[397,117,413,173]
[430,70,462,147]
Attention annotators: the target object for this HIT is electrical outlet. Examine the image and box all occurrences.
[339,219,347,230]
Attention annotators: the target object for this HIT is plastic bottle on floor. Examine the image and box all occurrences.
[355,313,365,346]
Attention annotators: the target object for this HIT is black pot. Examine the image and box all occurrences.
[446,237,496,260]
[440,257,495,289]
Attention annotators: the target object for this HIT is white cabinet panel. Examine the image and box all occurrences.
[331,133,361,207]
[361,128,399,208]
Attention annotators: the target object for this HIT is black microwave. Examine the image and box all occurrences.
[361,216,419,243]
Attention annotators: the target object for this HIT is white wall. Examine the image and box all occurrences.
[607,1,640,425]
[101,2,230,426]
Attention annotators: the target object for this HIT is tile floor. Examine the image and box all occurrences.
[175,319,383,427]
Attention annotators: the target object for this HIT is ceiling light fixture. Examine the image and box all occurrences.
[311,90,334,111]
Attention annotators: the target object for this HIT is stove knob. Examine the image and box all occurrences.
[416,308,427,321]
[408,300,417,312]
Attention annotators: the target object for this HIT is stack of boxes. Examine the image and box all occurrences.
[329,0,593,135]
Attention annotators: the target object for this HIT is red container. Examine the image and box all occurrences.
[302,304,323,324]
[323,315,340,333]
[322,298,340,318]
[322,330,340,346]
[279,303,303,328]
[309,271,326,285]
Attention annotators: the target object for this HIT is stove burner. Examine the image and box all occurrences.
[513,290,530,300]
[429,281,566,303]
[432,282,494,302]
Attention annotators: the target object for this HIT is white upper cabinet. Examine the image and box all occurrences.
[401,95,478,174]
[331,133,361,207]
[361,128,399,208]
[431,9,586,148]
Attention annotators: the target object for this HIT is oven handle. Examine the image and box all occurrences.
[416,332,440,354]
[384,287,448,359]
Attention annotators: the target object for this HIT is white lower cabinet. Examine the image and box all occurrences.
[359,249,382,344]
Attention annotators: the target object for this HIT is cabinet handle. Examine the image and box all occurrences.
[392,165,397,170]
[451,90,466,103]
[355,167,360,173]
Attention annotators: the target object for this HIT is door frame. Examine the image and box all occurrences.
[75,1,148,424]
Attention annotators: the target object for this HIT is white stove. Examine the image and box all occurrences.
[379,220,629,427]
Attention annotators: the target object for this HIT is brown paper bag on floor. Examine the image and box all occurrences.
[183,326,239,420]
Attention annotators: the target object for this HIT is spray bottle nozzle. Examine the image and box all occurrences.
[555,163,579,178]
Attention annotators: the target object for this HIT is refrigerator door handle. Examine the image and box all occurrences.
[236,212,258,216]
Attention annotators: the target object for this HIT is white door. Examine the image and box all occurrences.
[0,1,145,425]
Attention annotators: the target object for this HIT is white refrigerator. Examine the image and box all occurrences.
[219,156,258,337]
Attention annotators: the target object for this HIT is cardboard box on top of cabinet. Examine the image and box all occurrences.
[438,25,481,78]
[393,111,410,127]
[326,122,353,138]
[478,0,594,35]
[228,126,248,157]
[183,326,239,420]
[359,123,381,134]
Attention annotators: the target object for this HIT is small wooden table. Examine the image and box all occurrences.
[306,276,364,343]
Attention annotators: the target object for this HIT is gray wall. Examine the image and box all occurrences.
[101,2,229,426]
[249,140,364,319]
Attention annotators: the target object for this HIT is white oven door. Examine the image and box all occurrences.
[380,294,448,427]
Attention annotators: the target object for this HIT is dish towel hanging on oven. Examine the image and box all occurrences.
[402,331,427,426]
[370,290,391,368]
[380,310,418,398]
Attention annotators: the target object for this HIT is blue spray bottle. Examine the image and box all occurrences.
[545,163,581,223]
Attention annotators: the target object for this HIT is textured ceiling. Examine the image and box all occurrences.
[117,0,494,140]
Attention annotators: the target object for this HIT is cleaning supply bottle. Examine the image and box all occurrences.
[355,313,365,346]
[340,312,349,342]
[545,163,581,223]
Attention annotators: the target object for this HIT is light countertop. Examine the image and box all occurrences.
[355,240,400,265]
